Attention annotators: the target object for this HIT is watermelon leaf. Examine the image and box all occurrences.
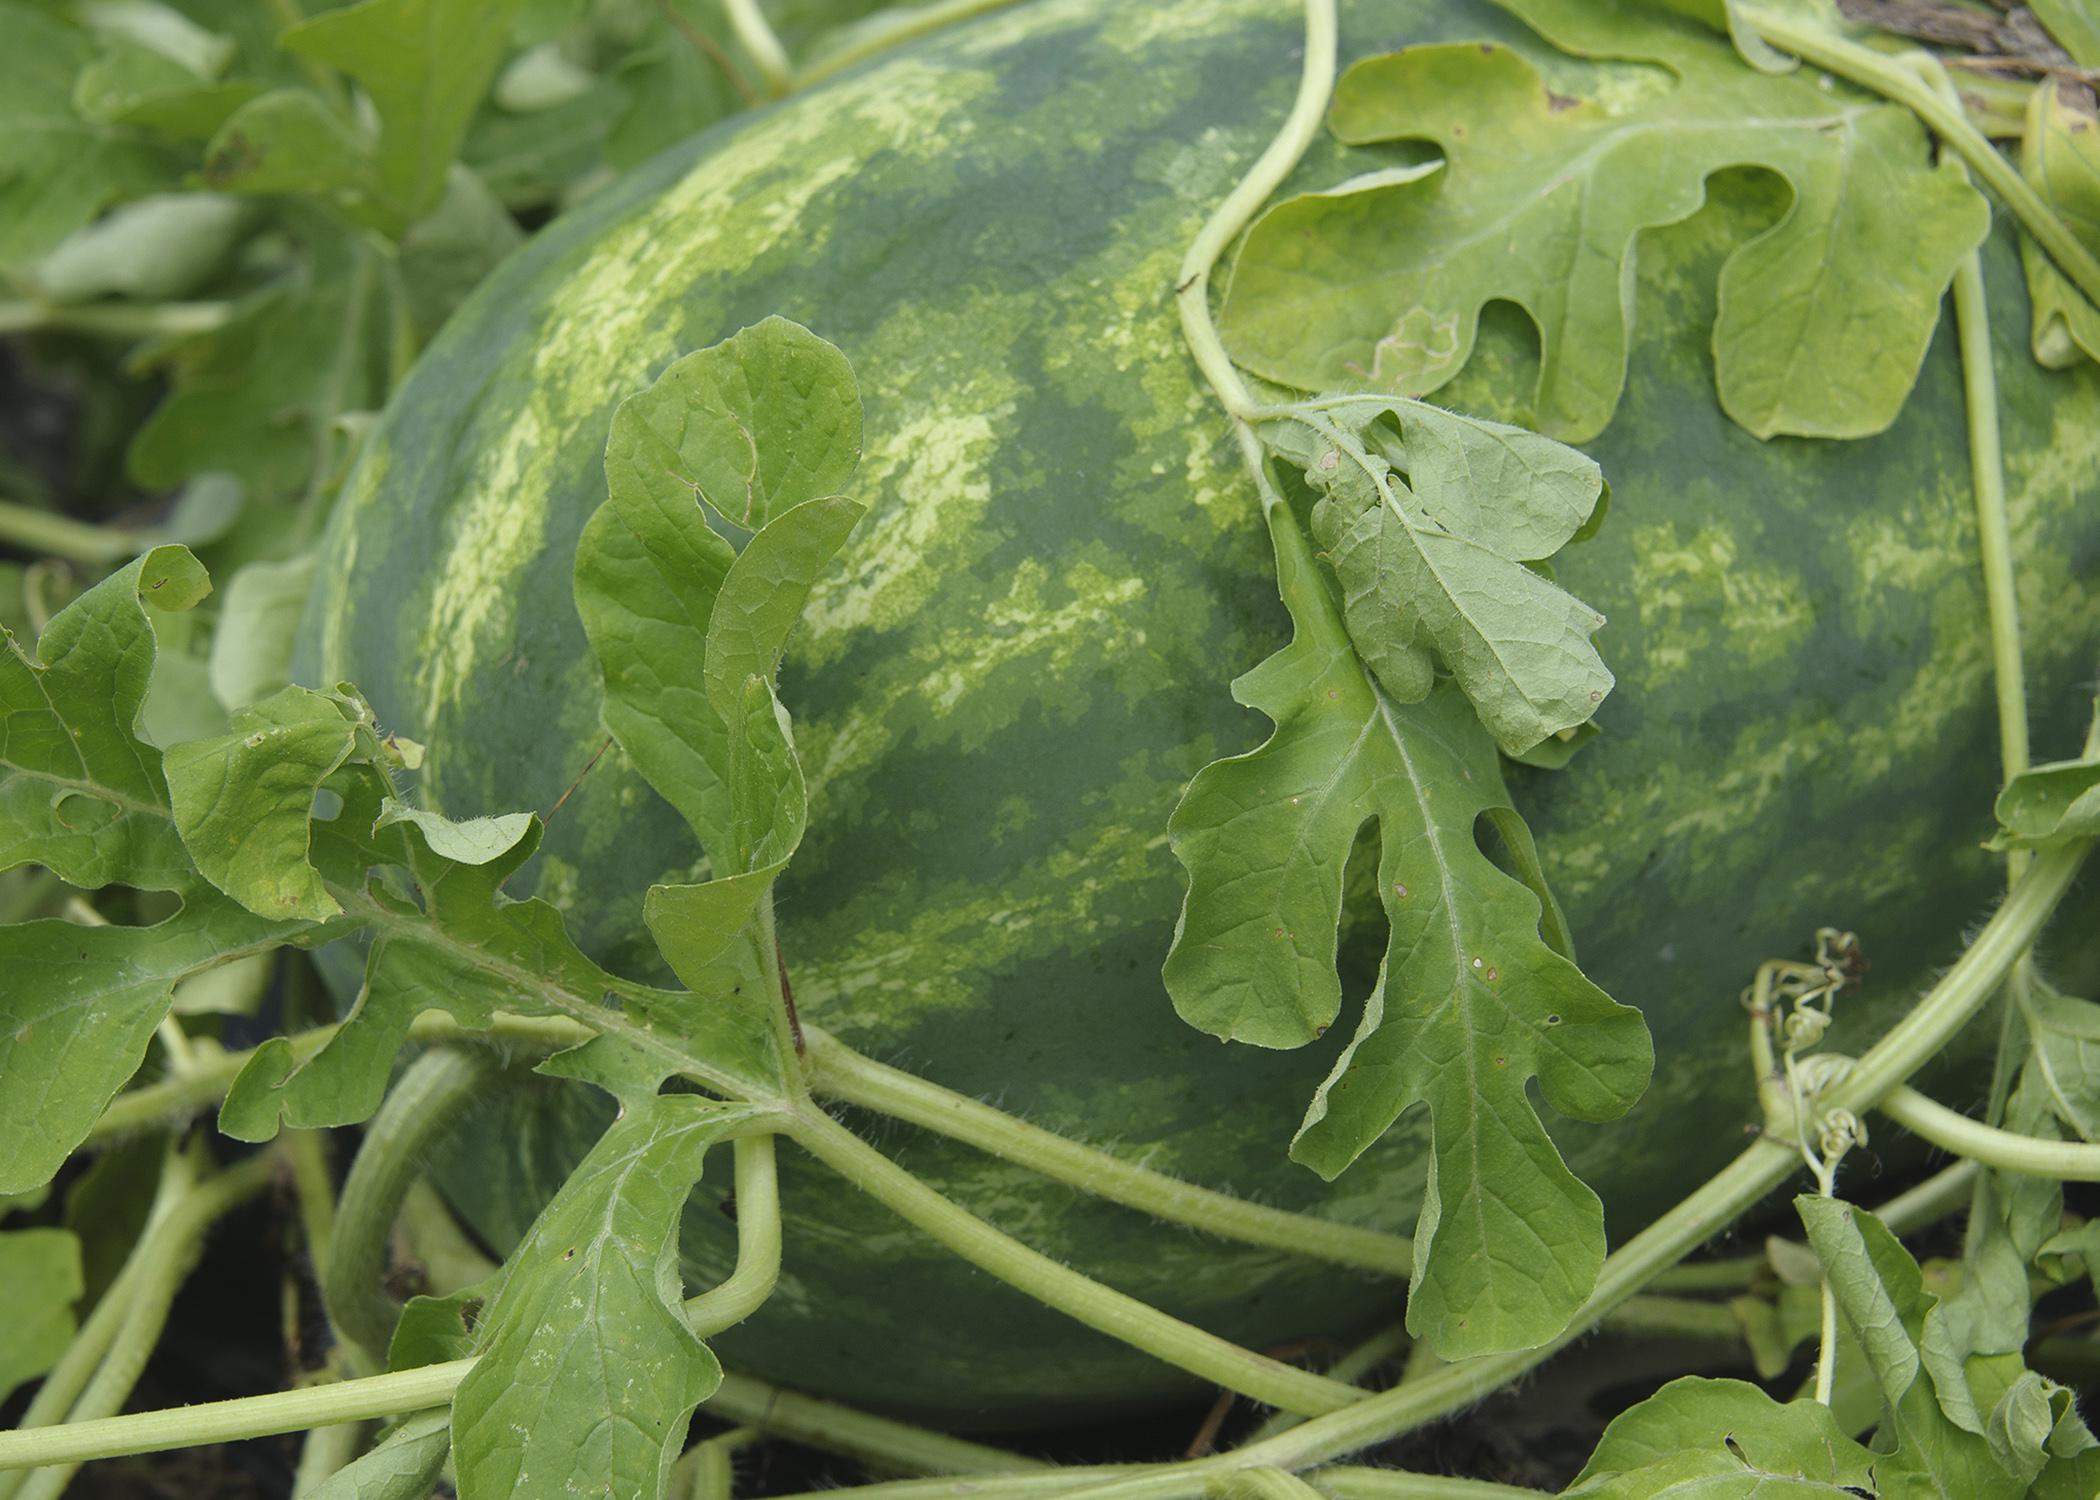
[200,88,380,213]
[373,798,534,866]
[1563,1377,1878,1498]
[127,212,392,502]
[1,545,211,893]
[220,779,789,1136]
[2016,975,2100,1143]
[1164,503,1650,1358]
[1798,1195,2052,1499]
[1990,741,2100,850]
[0,1,174,269]
[304,1410,450,1500]
[1259,397,1612,757]
[2030,0,2100,68]
[451,1095,753,1500]
[0,1228,83,1407]
[580,319,861,972]
[0,891,297,1193]
[645,676,808,983]
[278,0,526,232]
[1219,1,1989,441]
[703,495,866,715]
[2018,80,2100,371]
[163,684,361,921]
[608,316,862,533]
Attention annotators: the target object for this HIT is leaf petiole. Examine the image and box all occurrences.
[1741,7,2100,313]
[1877,1083,2100,1178]
[683,1132,781,1337]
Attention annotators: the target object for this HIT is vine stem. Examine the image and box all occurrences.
[760,1465,1543,1500]
[84,1012,592,1147]
[0,499,158,568]
[794,1,1020,89]
[1174,0,1337,423]
[0,300,235,339]
[1877,1084,2100,1178]
[781,1107,1364,1417]
[1949,244,2030,795]
[683,1133,782,1336]
[3,1151,277,1500]
[1316,1472,1547,1500]
[0,1363,1035,1477]
[803,1027,1411,1276]
[722,0,792,95]
[326,1048,500,1363]
[1740,8,2100,313]
[1875,1158,1981,1236]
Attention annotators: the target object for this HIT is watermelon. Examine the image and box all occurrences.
[300,0,2100,1428]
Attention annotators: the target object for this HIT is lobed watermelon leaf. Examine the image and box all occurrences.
[0,892,296,1194]
[1220,0,1989,442]
[1164,501,1650,1358]
[164,684,361,921]
[127,212,394,502]
[218,776,789,1136]
[1259,397,1612,758]
[450,1096,755,1500]
[0,546,210,893]
[579,318,862,981]
[1563,1376,1878,1498]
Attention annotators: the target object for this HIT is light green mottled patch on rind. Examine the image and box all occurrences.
[800,400,1016,645]
[792,745,1182,1035]
[410,57,1001,760]
[310,0,2100,1428]
[1623,518,1814,684]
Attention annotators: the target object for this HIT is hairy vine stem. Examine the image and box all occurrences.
[803,1027,1412,1276]
[1878,1084,2100,1179]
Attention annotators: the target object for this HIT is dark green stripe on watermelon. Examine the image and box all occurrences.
[301,0,2100,1426]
